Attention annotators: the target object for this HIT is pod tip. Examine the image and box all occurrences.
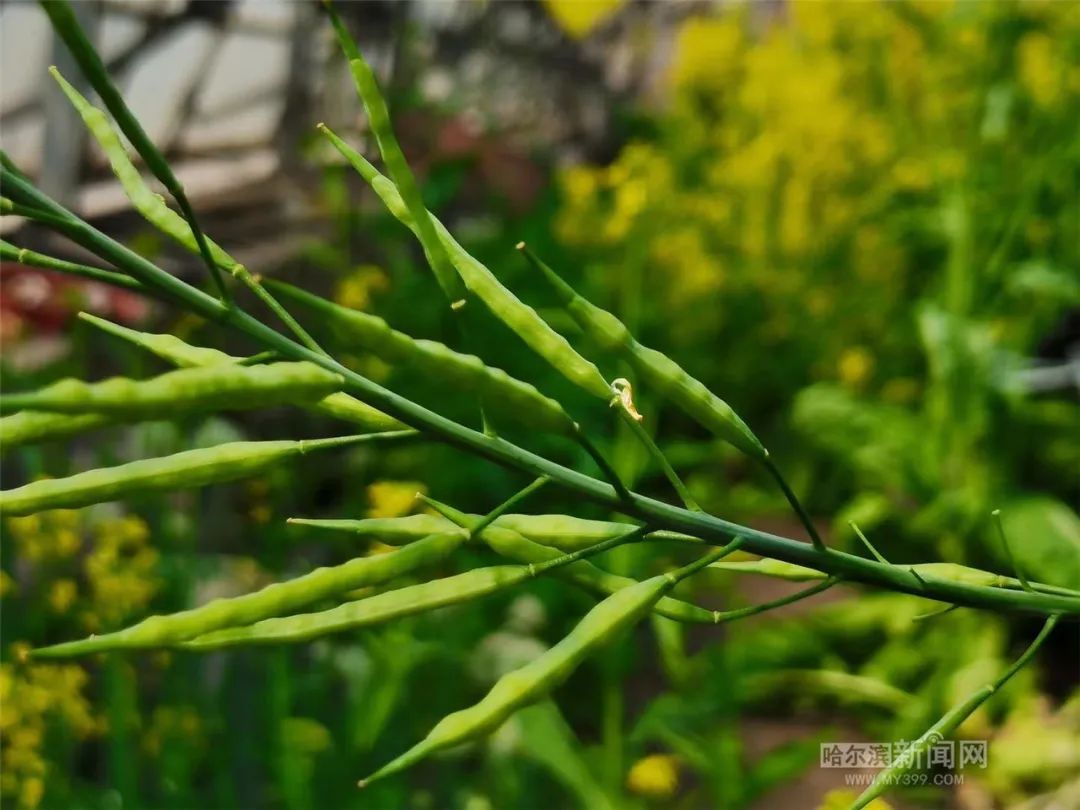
[515,241,526,250]
[356,778,369,789]
[991,508,1001,516]
[451,298,467,311]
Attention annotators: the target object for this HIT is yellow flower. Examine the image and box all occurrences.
[670,15,744,88]
[1,661,97,808]
[8,512,82,563]
[18,777,43,810]
[334,264,388,311]
[1017,33,1062,106]
[47,579,78,615]
[626,753,679,800]
[85,516,159,628]
[818,789,892,810]
[366,481,426,519]
[838,346,874,389]
[543,0,622,40]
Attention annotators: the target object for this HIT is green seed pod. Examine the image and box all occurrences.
[80,313,405,433]
[910,563,1008,588]
[41,0,229,299]
[709,560,828,582]
[0,412,119,453]
[269,282,575,435]
[322,3,465,307]
[288,512,702,553]
[425,500,717,624]
[360,542,736,786]
[79,313,239,368]
[0,362,343,417]
[287,514,459,545]
[317,125,612,400]
[493,514,702,552]
[182,565,521,650]
[0,434,402,516]
[524,250,766,459]
[491,514,638,550]
[181,526,648,650]
[32,531,464,658]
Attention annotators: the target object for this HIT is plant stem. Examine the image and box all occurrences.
[3,162,1077,619]
[712,576,839,624]
[470,476,550,538]
[992,509,1034,592]
[763,456,825,551]
[617,407,701,511]
[231,266,329,357]
[0,240,145,291]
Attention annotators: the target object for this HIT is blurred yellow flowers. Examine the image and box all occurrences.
[626,753,680,800]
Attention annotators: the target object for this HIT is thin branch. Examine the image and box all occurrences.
[469,476,550,539]
[712,576,839,624]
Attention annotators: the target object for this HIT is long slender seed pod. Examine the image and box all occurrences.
[322,2,465,307]
[49,68,325,351]
[318,7,491,426]
[79,313,405,432]
[908,563,1010,588]
[32,531,465,658]
[488,514,640,549]
[0,362,343,417]
[287,512,703,551]
[269,281,576,434]
[0,411,120,453]
[182,527,649,650]
[359,539,741,786]
[421,497,718,624]
[519,246,765,459]
[79,313,240,367]
[317,125,612,399]
[185,566,530,650]
[4,159,1076,618]
[709,559,829,582]
[851,615,1060,809]
[287,514,459,544]
[0,240,144,291]
[0,434,409,516]
[39,0,229,300]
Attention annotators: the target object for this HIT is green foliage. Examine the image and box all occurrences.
[1,2,1076,809]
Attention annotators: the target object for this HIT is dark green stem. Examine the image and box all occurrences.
[617,407,701,511]
[470,476,550,538]
[713,576,839,624]
[764,456,825,551]
[992,509,1034,592]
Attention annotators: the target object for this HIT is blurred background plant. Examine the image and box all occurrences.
[1,1,1077,808]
